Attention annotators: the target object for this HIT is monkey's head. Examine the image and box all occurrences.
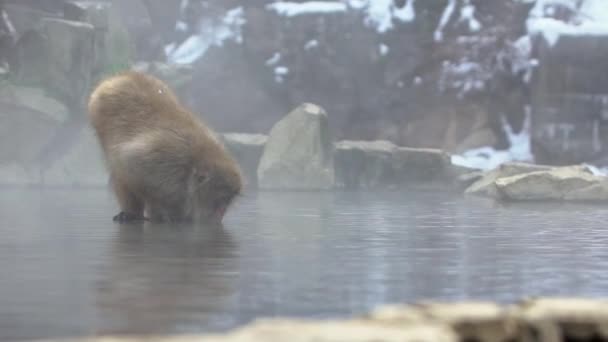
[187,157,243,223]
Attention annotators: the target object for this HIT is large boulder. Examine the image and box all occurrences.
[12,18,95,113]
[257,103,334,190]
[495,165,605,201]
[221,133,267,188]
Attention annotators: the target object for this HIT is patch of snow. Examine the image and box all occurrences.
[394,0,416,23]
[459,0,481,33]
[527,0,608,47]
[274,66,289,83]
[434,0,457,42]
[439,60,488,98]
[166,7,246,65]
[584,164,608,176]
[265,52,281,66]
[305,39,319,50]
[379,43,389,56]
[347,0,416,33]
[266,1,347,17]
[176,20,188,32]
[451,109,534,171]
[275,66,289,75]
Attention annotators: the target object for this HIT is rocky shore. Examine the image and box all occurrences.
[39,297,608,342]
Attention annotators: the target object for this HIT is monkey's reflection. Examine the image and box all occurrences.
[95,222,238,335]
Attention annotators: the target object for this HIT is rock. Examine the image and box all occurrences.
[417,302,518,342]
[515,298,608,341]
[257,103,334,190]
[564,181,608,202]
[465,162,553,198]
[453,128,498,154]
[371,302,518,342]
[495,165,602,201]
[12,18,95,113]
[0,84,69,122]
[3,3,49,36]
[221,133,267,188]
[334,140,397,189]
[0,84,67,165]
[392,147,451,185]
[452,169,484,190]
[64,1,110,31]
[334,141,452,189]
[203,319,458,342]
[42,127,106,187]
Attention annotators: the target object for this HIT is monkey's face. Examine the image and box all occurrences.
[187,167,241,223]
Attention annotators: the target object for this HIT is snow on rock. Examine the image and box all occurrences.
[348,0,416,33]
[458,0,481,33]
[266,2,347,17]
[394,0,416,23]
[527,0,608,47]
[274,66,289,83]
[434,0,457,42]
[304,39,319,50]
[265,52,281,66]
[166,7,246,65]
[379,44,389,56]
[452,110,534,171]
[438,60,487,98]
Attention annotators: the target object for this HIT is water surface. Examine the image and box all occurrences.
[1,189,608,340]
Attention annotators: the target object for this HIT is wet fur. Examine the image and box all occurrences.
[88,71,242,223]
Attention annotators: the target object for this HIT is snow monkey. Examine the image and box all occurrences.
[88,71,243,223]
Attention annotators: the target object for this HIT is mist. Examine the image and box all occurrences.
[2,0,608,341]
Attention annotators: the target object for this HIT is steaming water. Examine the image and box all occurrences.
[2,189,608,340]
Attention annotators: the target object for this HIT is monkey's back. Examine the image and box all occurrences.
[88,71,199,149]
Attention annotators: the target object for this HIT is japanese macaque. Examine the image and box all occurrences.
[88,71,242,223]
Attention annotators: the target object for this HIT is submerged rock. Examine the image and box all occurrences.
[221,133,267,188]
[257,103,334,190]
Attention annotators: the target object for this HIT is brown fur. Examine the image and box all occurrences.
[88,71,243,223]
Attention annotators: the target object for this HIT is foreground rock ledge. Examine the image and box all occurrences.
[40,298,608,342]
